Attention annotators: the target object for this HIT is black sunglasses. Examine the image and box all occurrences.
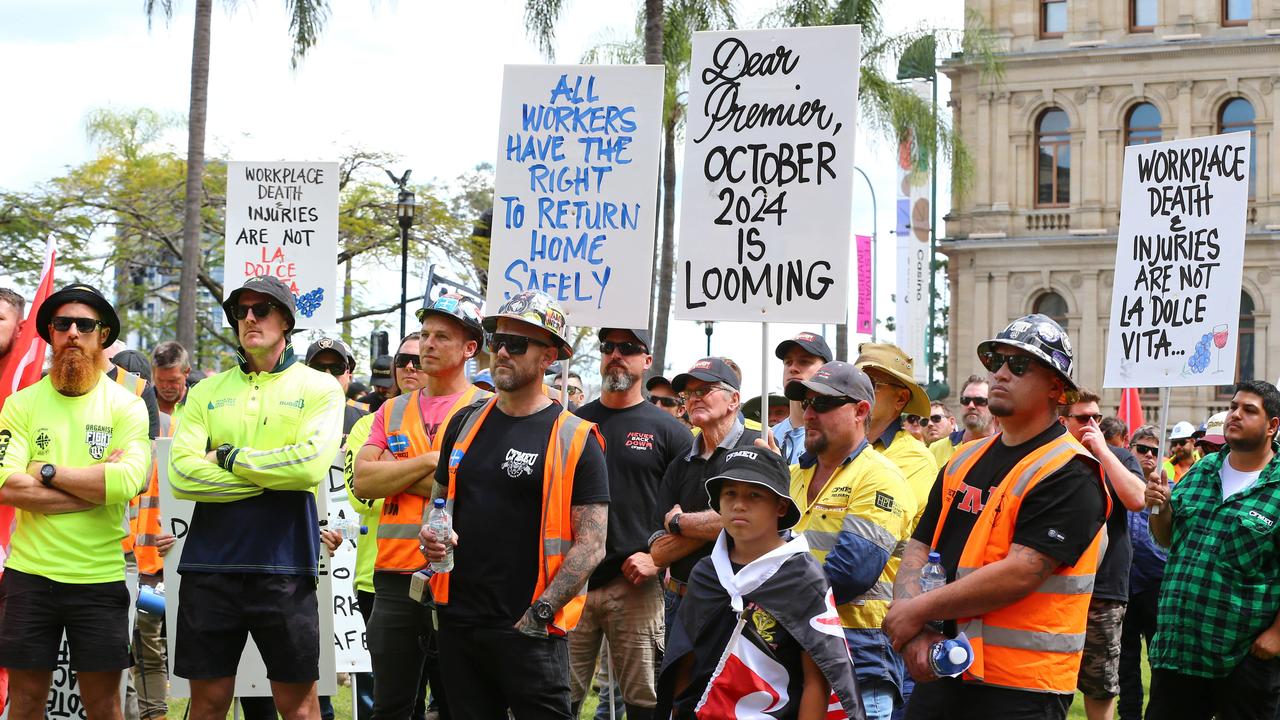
[50,316,105,333]
[393,353,421,369]
[488,332,552,356]
[960,395,989,407]
[905,414,922,424]
[650,396,681,408]
[929,414,945,424]
[600,340,647,356]
[232,302,278,321]
[1068,413,1103,424]
[801,396,856,413]
[310,361,347,377]
[978,350,1035,376]
[1132,443,1159,456]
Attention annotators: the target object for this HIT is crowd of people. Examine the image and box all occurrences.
[1,278,1279,720]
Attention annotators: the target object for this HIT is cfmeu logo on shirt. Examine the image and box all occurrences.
[501,449,539,478]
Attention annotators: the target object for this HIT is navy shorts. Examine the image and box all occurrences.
[0,568,132,672]
[174,572,319,683]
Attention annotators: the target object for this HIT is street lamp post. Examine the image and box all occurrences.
[396,186,416,339]
[697,320,715,356]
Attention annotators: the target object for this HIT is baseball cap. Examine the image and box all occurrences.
[111,349,153,382]
[645,375,674,393]
[672,357,741,392]
[743,392,789,423]
[37,283,122,347]
[370,355,394,388]
[1200,412,1227,445]
[223,275,297,332]
[705,448,802,530]
[598,328,652,352]
[1169,421,1197,441]
[785,361,874,404]
[775,331,833,363]
[305,337,356,371]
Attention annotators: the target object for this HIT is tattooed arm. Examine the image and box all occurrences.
[516,502,608,637]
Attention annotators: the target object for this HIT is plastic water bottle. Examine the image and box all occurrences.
[427,498,454,573]
[920,551,947,632]
[928,633,974,677]
[332,516,368,542]
[137,584,165,615]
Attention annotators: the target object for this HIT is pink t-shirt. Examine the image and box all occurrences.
[364,391,466,452]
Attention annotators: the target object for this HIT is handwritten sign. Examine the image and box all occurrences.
[674,26,860,323]
[856,234,872,335]
[487,65,664,328]
[224,161,340,328]
[157,440,338,697]
[1103,132,1250,388]
[325,458,371,672]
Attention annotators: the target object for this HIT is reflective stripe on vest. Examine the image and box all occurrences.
[128,414,176,575]
[931,432,1110,694]
[430,396,603,635]
[373,386,488,572]
[114,369,147,397]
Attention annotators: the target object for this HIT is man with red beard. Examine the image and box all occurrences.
[0,283,151,720]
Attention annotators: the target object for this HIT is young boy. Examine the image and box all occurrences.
[656,449,865,719]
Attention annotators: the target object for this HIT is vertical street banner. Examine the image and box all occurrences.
[895,80,931,381]
[1103,132,1251,388]
[224,161,340,328]
[487,65,664,328]
[856,234,873,335]
[157,440,338,697]
[675,25,861,323]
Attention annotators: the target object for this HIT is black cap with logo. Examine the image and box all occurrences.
[705,448,802,530]
[775,331,834,363]
[672,357,740,392]
[370,354,394,388]
[785,360,875,404]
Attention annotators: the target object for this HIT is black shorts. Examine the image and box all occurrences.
[0,568,132,672]
[174,572,319,683]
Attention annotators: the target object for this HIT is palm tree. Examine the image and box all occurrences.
[144,0,330,354]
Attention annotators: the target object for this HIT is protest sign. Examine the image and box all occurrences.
[486,65,664,328]
[895,80,932,380]
[157,440,338,697]
[325,456,371,673]
[675,25,861,323]
[856,234,873,335]
[1103,132,1251,388]
[224,161,340,328]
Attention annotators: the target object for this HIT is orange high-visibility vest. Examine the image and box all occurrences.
[430,396,603,635]
[930,432,1110,694]
[117,369,148,556]
[373,385,489,573]
[128,414,175,575]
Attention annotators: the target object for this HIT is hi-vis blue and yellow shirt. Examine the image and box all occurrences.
[791,441,916,691]
[169,346,344,575]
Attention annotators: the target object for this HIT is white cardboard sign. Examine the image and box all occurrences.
[675,25,861,323]
[487,65,664,328]
[1103,132,1251,388]
[323,456,371,673]
[223,161,340,329]
[157,440,337,697]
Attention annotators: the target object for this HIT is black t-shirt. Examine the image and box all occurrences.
[1093,445,1140,601]
[577,399,694,588]
[434,402,610,626]
[652,426,761,583]
[912,423,1106,582]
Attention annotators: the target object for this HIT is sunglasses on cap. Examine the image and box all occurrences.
[233,302,279,321]
[801,396,856,413]
[978,349,1035,376]
[960,395,989,407]
[393,353,421,369]
[50,316,105,333]
[310,361,347,377]
[488,332,552,356]
[1131,443,1159,456]
[599,340,646,356]
[650,396,682,409]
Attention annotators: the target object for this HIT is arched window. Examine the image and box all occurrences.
[1216,292,1256,397]
[1036,109,1071,208]
[1125,103,1162,146]
[1219,98,1256,197]
[1034,291,1069,329]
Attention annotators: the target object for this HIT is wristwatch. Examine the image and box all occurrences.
[669,512,683,536]
[531,599,556,625]
[215,443,234,470]
[39,463,56,488]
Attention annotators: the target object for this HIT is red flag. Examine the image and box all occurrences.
[1118,388,1145,434]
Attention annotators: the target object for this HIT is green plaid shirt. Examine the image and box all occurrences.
[1150,445,1280,677]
